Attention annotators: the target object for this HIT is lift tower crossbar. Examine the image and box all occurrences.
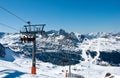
[20,23,46,74]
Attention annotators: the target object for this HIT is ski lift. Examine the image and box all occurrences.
[20,35,35,43]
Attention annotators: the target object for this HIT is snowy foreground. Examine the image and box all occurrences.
[0,57,120,78]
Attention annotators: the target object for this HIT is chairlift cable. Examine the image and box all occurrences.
[0,6,27,23]
[0,22,19,31]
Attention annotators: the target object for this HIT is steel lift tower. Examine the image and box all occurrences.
[20,22,48,74]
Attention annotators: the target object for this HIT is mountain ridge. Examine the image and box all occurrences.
[0,29,120,66]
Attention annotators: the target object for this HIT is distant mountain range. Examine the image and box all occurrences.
[0,29,120,66]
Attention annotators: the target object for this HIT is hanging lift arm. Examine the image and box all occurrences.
[20,24,48,42]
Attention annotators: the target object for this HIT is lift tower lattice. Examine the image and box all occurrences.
[20,22,47,74]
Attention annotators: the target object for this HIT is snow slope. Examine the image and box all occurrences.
[1,47,17,62]
[0,46,120,78]
[0,57,120,78]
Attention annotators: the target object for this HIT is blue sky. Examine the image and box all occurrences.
[0,0,120,33]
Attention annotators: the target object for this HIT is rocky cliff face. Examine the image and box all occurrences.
[0,43,5,57]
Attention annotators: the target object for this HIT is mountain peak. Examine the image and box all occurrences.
[58,29,68,35]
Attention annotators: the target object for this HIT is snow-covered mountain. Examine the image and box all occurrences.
[0,29,120,66]
[0,30,120,78]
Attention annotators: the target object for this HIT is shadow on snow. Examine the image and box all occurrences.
[0,69,25,78]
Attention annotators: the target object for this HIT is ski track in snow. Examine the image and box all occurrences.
[91,38,100,64]
[80,39,93,62]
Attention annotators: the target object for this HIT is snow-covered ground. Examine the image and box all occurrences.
[0,57,120,78]
[0,48,120,78]
[77,37,120,52]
